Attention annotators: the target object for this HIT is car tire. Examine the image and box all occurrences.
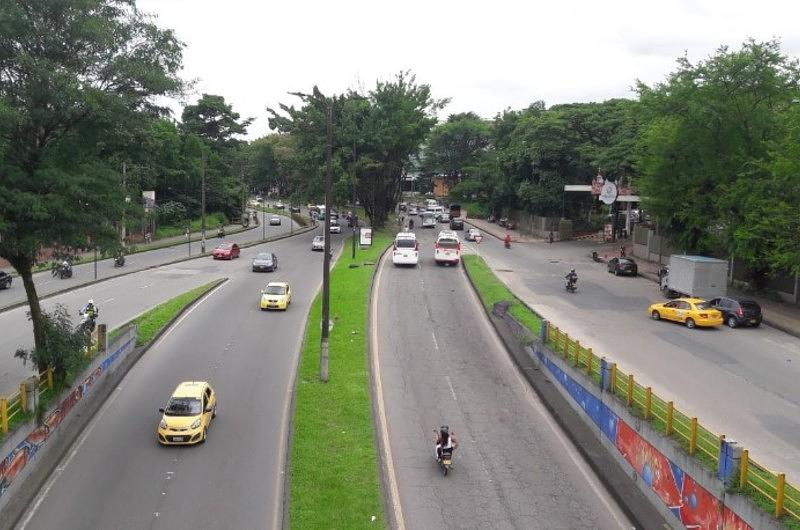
[685,318,696,329]
[614,269,620,276]
[651,310,661,321]
[202,426,208,443]
[727,316,738,328]
[752,322,761,328]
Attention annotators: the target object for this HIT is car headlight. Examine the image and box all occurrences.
[190,418,201,430]
[159,419,167,429]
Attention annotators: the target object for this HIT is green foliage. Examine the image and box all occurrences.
[422,112,493,183]
[14,305,89,381]
[289,232,392,529]
[155,200,188,226]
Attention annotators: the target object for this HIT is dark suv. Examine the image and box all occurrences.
[707,297,763,328]
[449,218,464,230]
[0,271,11,289]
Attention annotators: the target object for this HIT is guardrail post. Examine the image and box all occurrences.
[626,374,634,407]
[553,327,560,349]
[666,401,674,435]
[739,449,749,488]
[1,399,7,433]
[47,367,53,389]
[776,473,786,517]
[573,340,581,366]
[562,332,568,356]
[586,348,593,375]
[19,383,27,413]
[645,387,652,419]
[610,364,617,395]
[689,418,698,454]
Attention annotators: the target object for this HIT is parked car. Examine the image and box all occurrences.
[252,252,278,272]
[275,201,285,209]
[434,233,461,266]
[465,228,481,241]
[212,242,240,260]
[260,281,292,310]
[329,220,342,234]
[707,297,763,328]
[312,235,326,251]
[607,257,638,276]
[392,232,419,266]
[290,206,301,213]
[648,298,722,329]
[0,272,11,289]
[269,215,282,226]
[157,381,217,445]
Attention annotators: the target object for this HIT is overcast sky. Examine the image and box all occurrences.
[137,0,800,139]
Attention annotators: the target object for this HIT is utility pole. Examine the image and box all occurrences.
[121,162,127,247]
[352,138,357,259]
[201,152,207,254]
[320,103,333,383]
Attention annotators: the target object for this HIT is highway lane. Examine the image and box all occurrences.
[0,213,304,312]
[374,227,631,529]
[0,215,306,397]
[466,229,800,479]
[17,225,342,530]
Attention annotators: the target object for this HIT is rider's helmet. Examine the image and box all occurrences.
[88,299,95,306]
[570,269,576,274]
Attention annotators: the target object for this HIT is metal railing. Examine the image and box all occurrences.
[1,367,54,435]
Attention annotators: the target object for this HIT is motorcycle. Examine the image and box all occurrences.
[487,215,496,224]
[437,446,454,476]
[79,309,98,332]
[114,255,125,267]
[504,237,511,249]
[217,228,225,238]
[52,262,73,279]
[565,276,577,293]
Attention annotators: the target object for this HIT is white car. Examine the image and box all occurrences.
[312,235,325,251]
[269,215,281,225]
[275,201,285,209]
[466,228,481,241]
[329,221,341,234]
[392,232,419,266]
[438,230,458,239]
[408,207,418,215]
[421,214,436,228]
[437,213,451,223]
[434,234,461,266]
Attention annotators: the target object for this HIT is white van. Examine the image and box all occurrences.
[392,232,419,266]
[426,199,438,209]
[434,233,461,265]
[421,212,437,228]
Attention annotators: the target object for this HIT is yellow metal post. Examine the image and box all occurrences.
[776,473,786,517]
[19,383,27,413]
[587,348,593,374]
[645,387,652,419]
[1,399,7,433]
[574,340,581,366]
[666,401,674,435]
[689,418,698,454]
[739,449,749,489]
[627,374,634,407]
[562,333,568,356]
[47,367,53,389]
[611,364,618,395]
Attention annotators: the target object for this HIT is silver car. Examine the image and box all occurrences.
[252,252,278,272]
[311,235,325,251]
[269,215,281,225]
[466,228,481,241]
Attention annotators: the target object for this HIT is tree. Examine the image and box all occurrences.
[0,0,184,362]
[422,112,493,185]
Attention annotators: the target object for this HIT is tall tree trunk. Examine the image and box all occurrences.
[9,253,48,373]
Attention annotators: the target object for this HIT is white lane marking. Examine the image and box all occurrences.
[371,252,407,530]
[431,331,440,351]
[18,384,125,529]
[445,376,457,401]
[149,280,228,351]
[139,284,151,289]
[461,266,631,530]
[104,297,115,303]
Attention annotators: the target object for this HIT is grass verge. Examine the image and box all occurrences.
[156,212,227,239]
[464,254,800,528]
[289,231,392,529]
[110,279,225,347]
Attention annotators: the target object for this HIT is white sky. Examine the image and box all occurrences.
[137,0,800,139]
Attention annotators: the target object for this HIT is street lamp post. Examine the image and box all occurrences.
[200,152,207,254]
[320,103,333,383]
[352,139,357,259]
[262,205,266,240]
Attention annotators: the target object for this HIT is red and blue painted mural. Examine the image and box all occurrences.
[536,348,752,530]
[0,333,135,499]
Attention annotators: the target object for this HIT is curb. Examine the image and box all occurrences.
[2,278,228,530]
[0,222,317,315]
[460,258,669,529]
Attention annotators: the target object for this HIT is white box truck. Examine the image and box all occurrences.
[660,255,728,299]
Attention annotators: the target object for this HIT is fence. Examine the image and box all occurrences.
[0,368,54,435]
[546,322,799,524]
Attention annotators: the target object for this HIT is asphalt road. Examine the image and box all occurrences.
[0,215,303,397]
[466,228,800,479]
[16,226,343,529]
[0,214,303,312]
[373,226,631,529]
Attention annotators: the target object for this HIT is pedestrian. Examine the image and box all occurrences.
[620,245,626,258]
[548,231,554,245]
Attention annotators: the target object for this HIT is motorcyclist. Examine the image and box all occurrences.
[504,233,512,248]
[81,299,99,320]
[434,425,459,462]
[114,250,125,267]
[217,224,225,238]
[565,269,578,287]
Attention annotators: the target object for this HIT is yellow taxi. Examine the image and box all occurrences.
[648,298,723,329]
[260,281,292,310]
[157,381,217,445]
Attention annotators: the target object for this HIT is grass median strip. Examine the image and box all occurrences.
[289,231,392,529]
[109,278,225,347]
[462,254,542,332]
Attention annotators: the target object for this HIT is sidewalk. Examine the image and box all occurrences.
[465,217,540,243]
[597,241,800,340]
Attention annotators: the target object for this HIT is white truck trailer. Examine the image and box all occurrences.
[660,255,729,299]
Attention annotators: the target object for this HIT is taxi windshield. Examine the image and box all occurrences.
[164,397,201,416]
[265,285,286,295]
